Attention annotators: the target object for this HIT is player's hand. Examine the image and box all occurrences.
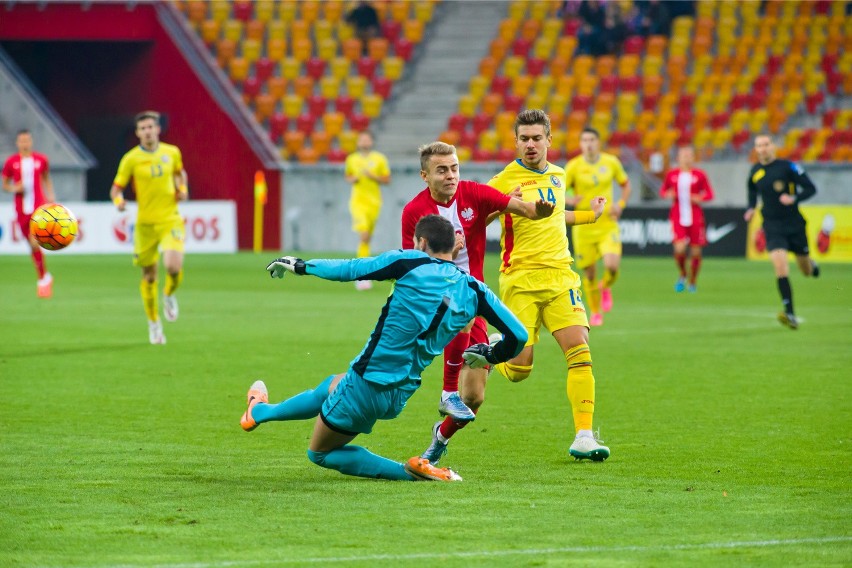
[509,187,523,199]
[779,194,796,206]
[452,231,465,259]
[176,189,189,202]
[266,256,306,278]
[533,199,555,218]
[590,196,607,219]
[744,208,754,222]
[462,343,498,369]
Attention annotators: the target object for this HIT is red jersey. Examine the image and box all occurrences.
[401,180,511,280]
[659,168,714,227]
[2,151,50,215]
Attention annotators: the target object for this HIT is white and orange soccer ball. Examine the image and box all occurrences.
[29,203,78,250]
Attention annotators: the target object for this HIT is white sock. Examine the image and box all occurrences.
[441,390,457,402]
[576,429,594,439]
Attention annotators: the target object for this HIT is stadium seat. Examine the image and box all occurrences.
[491,75,511,96]
[228,57,249,82]
[394,38,414,61]
[318,76,339,100]
[338,130,358,153]
[296,147,320,163]
[357,57,377,79]
[368,38,390,62]
[281,57,301,80]
[293,76,314,100]
[527,57,546,77]
[472,113,492,135]
[403,20,424,43]
[481,93,503,116]
[255,57,274,83]
[504,94,523,113]
[283,130,305,156]
[305,57,326,81]
[283,94,303,119]
[382,20,402,43]
[511,74,534,97]
[317,38,338,61]
[373,77,393,99]
[472,148,496,162]
[269,113,288,142]
[326,148,347,163]
[347,76,368,99]
[503,56,525,79]
[383,56,405,81]
[268,76,287,100]
[307,94,327,117]
[362,94,383,118]
[342,38,362,62]
[512,37,533,58]
[334,94,355,118]
[439,129,461,146]
[267,37,286,60]
[329,57,351,80]
[223,19,243,42]
[243,76,261,100]
[479,56,498,78]
[349,113,370,131]
[623,35,644,55]
[200,20,220,45]
[215,39,237,67]
[310,131,332,157]
[296,112,317,136]
[458,94,477,118]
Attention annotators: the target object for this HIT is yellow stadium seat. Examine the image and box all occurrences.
[278,1,297,22]
[479,130,500,153]
[403,19,424,43]
[529,1,550,20]
[469,75,490,101]
[555,75,576,97]
[223,19,243,42]
[389,1,410,23]
[572,55,594,75]
[383,56,405,81]
[317,38,338,62]
[576,75,598,97]
[456,146,472,163]
[283,94,303,118]
[542,18,563,40]
[320,76,341,99]
[242,39,261,63]
[498,18,519,42]
[314,19,334,43]
[503,56,525,79]
[267,20,286,42]
[508,1,526,20]
[458,95,477,118]
[533,38,555,60]
[414,2,434,22]
[555,36,578,60]
[338,130,358,153]
[210,0,230,23]
[347,75,367,99]
[362,94,384,118]
[533,75,554,99]
[526,93,547,110]
[494,111,516,133]
[255,1,273,22]
[281,57,301,80]
[329,57,350,80]
[337,21,355,42]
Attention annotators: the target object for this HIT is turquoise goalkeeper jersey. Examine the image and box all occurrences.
[304,249,527,387]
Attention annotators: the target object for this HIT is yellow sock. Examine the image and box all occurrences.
[565,344,595,433]
[493,362,533,383]
[140,279,158,322]
[164,270,183,296]
[357,242,370,258]
[583,277,601,314]
[602,268,618,288]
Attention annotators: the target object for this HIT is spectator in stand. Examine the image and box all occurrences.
[602,2,628,53]
[346,1,381,56]
[635,0,672,37]
[576,0,607,55]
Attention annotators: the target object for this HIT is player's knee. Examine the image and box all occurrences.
[462,391,484,410]
[565,344,592,368]
[306,449,329,468]
[501,363,533,383]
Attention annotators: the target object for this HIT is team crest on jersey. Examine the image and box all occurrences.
[773,180,785,192]
[461,207,474,221]
[161,155,170,163]
[550,174,561,188]
[599,166,607,174]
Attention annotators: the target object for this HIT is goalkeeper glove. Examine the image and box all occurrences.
[462,342,499,369]
[266,256,306,278]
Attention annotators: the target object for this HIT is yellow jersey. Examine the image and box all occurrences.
[344,150,390,207]
[114,143,184,225]
[564,152,628,233]
[489,159,574,273]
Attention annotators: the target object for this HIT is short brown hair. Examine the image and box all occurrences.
[418,141,456,171]
[581,127,600,139]
[135,111,161,126]
[414,214,455,253]
[514,109,551,137]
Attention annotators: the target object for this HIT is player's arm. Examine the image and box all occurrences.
[400,206,416,250]
[780,163,817,206]
[110,183,127,212]
[174,168,189,201]
[612,180,631,219]
[41,162,56,202]
[364,157,391,185]
[744,172,758,221]
[659,172,675,200]
[463,281,528,368]
[267,249,428,282]
[1,160,21,193]
[565,196,606,225]
[343,157,359,184]
[503,196,555,220]
[692,171,713,204]
[484,184,522,225]
[111,154,132,212]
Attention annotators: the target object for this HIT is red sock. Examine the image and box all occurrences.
[674,252,687,277]
[689,256,702,284]
[31,247,46,279]
[442,332,469,392]
[438,406,479,440]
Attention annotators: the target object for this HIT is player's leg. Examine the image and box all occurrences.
[19,213,50,297]
[437,320,475,421]
[791,228,819,278]
[672,220,688,292]
[687,244,703,292]
[581,261,602,326]
[350,203,374,289]
[768,241,797,329]
[134,224,164,343]
[599,230,623,312]
[161,219,186,322]
[242,373,343,430]
[491,270,538,382]
[307,375,459,481]
[545,269,609,461]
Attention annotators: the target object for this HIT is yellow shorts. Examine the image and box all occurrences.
[498,267,588,346]
[350,200,380,234]
[572,225,622,269]
[133,218,186,267]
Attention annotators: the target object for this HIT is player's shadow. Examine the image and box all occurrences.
[0,342,145,359]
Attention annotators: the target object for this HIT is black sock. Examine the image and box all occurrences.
[777,277,794,315]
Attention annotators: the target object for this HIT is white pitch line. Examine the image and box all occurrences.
[63,535,852,568]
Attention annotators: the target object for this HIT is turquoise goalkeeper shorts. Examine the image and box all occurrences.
[320,370,419,435]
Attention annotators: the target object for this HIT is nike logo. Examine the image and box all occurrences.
[706,222,737,243]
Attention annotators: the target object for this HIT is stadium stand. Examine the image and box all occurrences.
[442,0,851,163]
[176,0,438,161]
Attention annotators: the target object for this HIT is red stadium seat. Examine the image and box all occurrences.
[767,55,783,76]
[296,113,317,136]
[459,130,478,148]
[307,94,327,116]
[356,57,377,79]
[372,76,393,99]
[491,75,511,96]
[255,57,274,83]
[609,131,625,146]
[599,75,618,95]
[711,111,730,129]
[472,112,492,134]
[563,18,581,36]
[805,91,824,114]
[233,1,253,22]
[641,93,659,112]
[504,94,523,112]
[572,94,592,112]
[512,37,532,57]
[623,36,644,55]
[622,131,641,149]
[382,20,402,43]
[526,57,546,76]
[327,148,347,163]
[242,76,261,99]
[496,148,516,162]
[822,109,839,128]
[731,130,751,151]
[349,113,370,131]
[472,148,495,162]
[335,95,355,118]
[620,75,641,92]
[269,113,288,142]
[448,113,468,131]
[677,129,694,145]
[394,38,414,61]
[305,57,327,81]
[730,93,749,111]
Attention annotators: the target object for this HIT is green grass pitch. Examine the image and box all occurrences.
[1,252,850,567]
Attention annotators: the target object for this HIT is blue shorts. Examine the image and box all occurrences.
[320,370,420,435]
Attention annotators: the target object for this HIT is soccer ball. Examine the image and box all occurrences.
[29,203,78,250]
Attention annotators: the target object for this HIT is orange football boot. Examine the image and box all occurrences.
[404,456,462,481]
[241,380,269,431]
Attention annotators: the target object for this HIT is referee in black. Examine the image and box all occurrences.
[744,134,820,330]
